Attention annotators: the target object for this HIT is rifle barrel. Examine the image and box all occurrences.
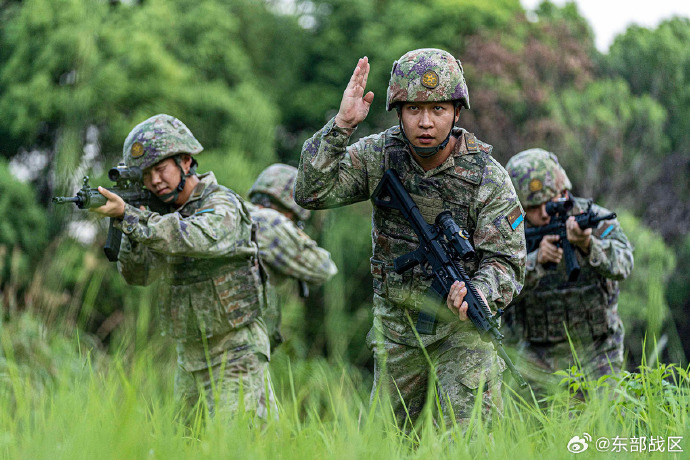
[52,196,81,204]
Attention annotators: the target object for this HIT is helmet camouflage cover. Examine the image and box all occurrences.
[386,48,470,111]
[123,114,203,170]
[248,164,311,221]
[505,148,573,207]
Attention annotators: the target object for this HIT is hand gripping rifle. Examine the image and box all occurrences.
[525,198,615,282]
[372,169,528,388]
[53,162,169,262]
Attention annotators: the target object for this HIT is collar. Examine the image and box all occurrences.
[173,172,217,211]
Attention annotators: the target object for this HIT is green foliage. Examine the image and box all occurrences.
[0,0,277,193]
[0,159,49,298]
[1,2,690,452]
[0,329,688,459]
[0,160,49,259]
[261,0,522,160]
[549,78,668,203]
[458,1,597,165]
[606,17,690,153]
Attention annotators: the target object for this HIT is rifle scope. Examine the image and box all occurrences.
[545,198,573,217]
[435,211,475,260]
[108,163,143,183]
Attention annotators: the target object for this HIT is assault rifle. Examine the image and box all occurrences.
[53,162,169,262]
[525,198,615,282]
[372,169,528,388]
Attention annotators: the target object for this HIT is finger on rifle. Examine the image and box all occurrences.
[98,186,114,199]
[459,301,468,321]
[544,234,560,243]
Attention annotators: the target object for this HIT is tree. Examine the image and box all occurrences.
[0,0,278,200]
[549,79,668,204]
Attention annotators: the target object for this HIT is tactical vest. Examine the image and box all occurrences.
[369,127,487,312]
[518,199,619,343]
[159,183,266,341]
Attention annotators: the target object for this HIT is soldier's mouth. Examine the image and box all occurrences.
[417,135,435,145]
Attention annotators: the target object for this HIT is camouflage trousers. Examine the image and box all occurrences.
[367,324,504,431]
[174,320,277,420]
[513,318,625,398]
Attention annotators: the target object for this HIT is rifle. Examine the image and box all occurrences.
[525,198,615,282]
[53,162,169,262]
[372,169,528,388]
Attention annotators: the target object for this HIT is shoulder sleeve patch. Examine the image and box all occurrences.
[194,207,215,215]
[594,223,615,239]
[505,205,524,231]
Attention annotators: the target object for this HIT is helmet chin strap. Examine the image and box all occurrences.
[157,156,198,204]
[397,108,456,158]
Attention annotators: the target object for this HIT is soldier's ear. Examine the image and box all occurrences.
[454,106,461,124]
[179,154,192,172]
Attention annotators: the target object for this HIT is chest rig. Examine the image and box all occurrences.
[159,183,266,341]
[518,199,619,344]
[369,127,487,311]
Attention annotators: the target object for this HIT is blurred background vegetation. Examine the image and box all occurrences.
[0,0,688,385]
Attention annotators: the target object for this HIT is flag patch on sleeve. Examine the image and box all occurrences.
[595,223,615,239]
[505,206,524,231]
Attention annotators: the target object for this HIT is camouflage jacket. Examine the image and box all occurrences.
[295,118,525,346]
[515,196,634,343]
[248,203,337,339]
[115,172,268,369]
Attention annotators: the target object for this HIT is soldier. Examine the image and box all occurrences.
[247,163,337,350]
[294,49,525,430]
[504,148,634,397]
[90,114,276,419]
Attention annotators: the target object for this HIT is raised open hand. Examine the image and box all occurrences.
[334,57,375,129]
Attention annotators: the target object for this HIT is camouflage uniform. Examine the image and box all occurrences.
[295,49,525,429]
[505,148,634,397]
[247,164,338,348]
[115,114,276,419]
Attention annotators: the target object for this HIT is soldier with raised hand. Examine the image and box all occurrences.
[90,114,276,419]
[247,163,338,350]
[505,148,634,397]
[295,49,525,430]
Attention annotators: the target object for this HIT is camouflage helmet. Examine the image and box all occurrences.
[386,48,470,111]
[505,148,573,207]
[123,114,203,170]
[248,164,311,221]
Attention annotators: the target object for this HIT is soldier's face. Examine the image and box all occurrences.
[525,202,550,227]
[143,157,187,199]
[525,191,569,226]
[400,101,459,147]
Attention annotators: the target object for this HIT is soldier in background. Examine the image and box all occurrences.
[90,114,276,419]
[294,49,525,430]
[505,148,634,398]
[247,163,338,350]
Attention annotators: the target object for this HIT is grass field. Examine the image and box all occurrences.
[0,313,688,460]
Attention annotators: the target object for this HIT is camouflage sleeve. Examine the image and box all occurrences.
[469,157,526,312]
[254,210,338,284]
[586,205,634,280]
[113,190,253,258]
[295,117,376,209]
[523,249,548,288]
[116,232,165,286]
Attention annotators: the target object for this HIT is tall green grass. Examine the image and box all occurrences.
[1,314,688,460]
